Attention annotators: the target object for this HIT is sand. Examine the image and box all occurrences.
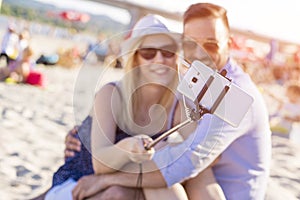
[0,35,300,200]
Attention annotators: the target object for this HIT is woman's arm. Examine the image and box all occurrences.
[91,84,154,174]
[91,84,130,174]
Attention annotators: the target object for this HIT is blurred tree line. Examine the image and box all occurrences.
[1,3,69,29]
[1,1,127,35]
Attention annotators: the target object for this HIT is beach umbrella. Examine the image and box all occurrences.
[59,11,90,23]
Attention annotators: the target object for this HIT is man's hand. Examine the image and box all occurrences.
[72,174,108,200]
[72,174,144,200]
[64,126,81,159]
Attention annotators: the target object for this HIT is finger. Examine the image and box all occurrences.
[69,134,81,145]
[70,126,79,135]
[142,140,154,160]
[72,183,80,200]
[66,141,81,152]
[136,137,147,153]
[65,127,77,141]
[65,134,81,149]
[147,147,155,157]
[138,135,153,146]
[64,149,75,158]
[76,183,86,200]
[137,134,152,140]
[65,126,79,142]
[144,151,154,161]
[79,192,86,200]
[139,138,154,153]
[141,137,152,147]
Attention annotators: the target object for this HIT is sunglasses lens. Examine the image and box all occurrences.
[183,39,220,52]
[161,50,175,58]
[138,48,157,60]
[203,42,219,52]
[138,46,176,60]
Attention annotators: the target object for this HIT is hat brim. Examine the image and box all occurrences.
[120,32,182,57]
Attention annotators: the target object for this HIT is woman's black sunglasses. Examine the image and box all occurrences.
[137,44,177,60]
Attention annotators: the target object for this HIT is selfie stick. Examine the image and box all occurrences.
[145,71,230,150]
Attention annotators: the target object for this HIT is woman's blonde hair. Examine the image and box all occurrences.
[115,36,178,135]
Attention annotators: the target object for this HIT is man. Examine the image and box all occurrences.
[41,3,271,200]
[152,3,271,199]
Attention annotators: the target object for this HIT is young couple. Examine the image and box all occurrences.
[41,3,271,200]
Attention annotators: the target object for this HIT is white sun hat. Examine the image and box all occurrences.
[120,14,182,56]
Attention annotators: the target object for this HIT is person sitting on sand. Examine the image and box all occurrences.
[0,23,19,67]
[5,46,35,83]
[270,83,300,141]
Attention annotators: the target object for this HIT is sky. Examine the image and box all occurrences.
[35,0,300,44]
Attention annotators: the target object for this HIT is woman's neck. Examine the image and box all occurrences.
[132,84,169,130]
[138,84,166,109]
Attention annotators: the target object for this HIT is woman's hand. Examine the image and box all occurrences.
[119,135,155,163]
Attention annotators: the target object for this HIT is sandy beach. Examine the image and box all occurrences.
[0,34,300,200]
[0,63,124,199]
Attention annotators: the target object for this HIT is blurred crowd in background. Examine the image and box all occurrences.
[0,15,299,143]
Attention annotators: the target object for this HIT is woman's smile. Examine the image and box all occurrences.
[149,66,170,75]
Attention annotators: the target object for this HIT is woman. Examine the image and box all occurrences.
[45,14,191,200]
[90,14,192,200]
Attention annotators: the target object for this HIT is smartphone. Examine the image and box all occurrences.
[177,60,253,127]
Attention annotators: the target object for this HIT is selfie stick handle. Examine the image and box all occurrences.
[145,118,192,150]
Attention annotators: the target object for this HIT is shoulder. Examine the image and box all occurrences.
[95,82,118,97]
[94,82,122,106]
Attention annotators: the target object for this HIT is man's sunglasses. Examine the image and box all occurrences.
[137,44,177,60]
[183,39,221,52]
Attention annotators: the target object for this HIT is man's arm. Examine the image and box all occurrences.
[153,114,248,187]
[104,169,167,188]
[72,166,166,200]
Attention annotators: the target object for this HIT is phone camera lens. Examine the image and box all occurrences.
[192,77,198,83]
